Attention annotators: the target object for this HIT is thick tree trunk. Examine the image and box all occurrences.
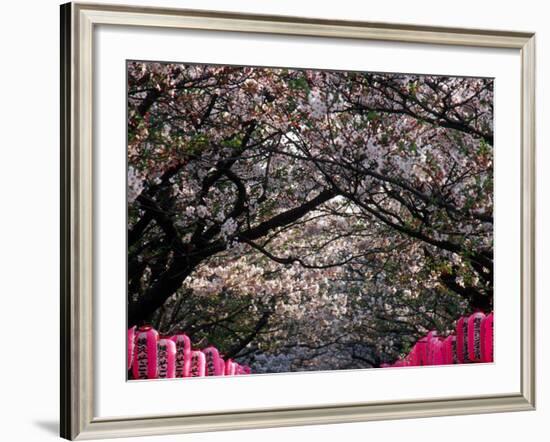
[127,258,195,327]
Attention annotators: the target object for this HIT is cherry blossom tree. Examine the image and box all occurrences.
[127,62,493,371]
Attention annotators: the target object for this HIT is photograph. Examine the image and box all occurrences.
[126,61,494,379]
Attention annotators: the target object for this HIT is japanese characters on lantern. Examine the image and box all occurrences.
[157,337,176,379]
[468,312,486,362]
[204,346,224,376]
[132,325,159,380]
[171,333,191,378]
[190,350,206,377]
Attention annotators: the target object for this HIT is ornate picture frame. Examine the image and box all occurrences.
[60,2,535,439]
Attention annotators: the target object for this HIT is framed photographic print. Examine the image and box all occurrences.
[60,2,535,440]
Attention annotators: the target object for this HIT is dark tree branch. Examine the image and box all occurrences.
[128,188,336,327]
[225,311,271,359]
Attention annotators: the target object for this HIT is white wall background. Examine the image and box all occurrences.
[0,0,546,441]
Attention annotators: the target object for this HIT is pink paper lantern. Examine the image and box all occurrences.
[190,351,206,377]
[132,325,159,379]
[426,331,438,365]
[128,326,136,371]
[204,346,223,376]
[432,339,445,365]
[408,346,418,366]
[468,312,486,362]
[225,359,236,376]
[411,337,428,366]
[456,317,469,363]
[442,335,457,365]
[171,334,191,377]
[218,356,226,376]
[157,337,176,379]
[481,312,494,362]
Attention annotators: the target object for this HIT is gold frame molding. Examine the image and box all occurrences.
[60,2,536,440]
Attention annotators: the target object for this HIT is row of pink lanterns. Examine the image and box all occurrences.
[381,311,494,368]
[128,325,252,380]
